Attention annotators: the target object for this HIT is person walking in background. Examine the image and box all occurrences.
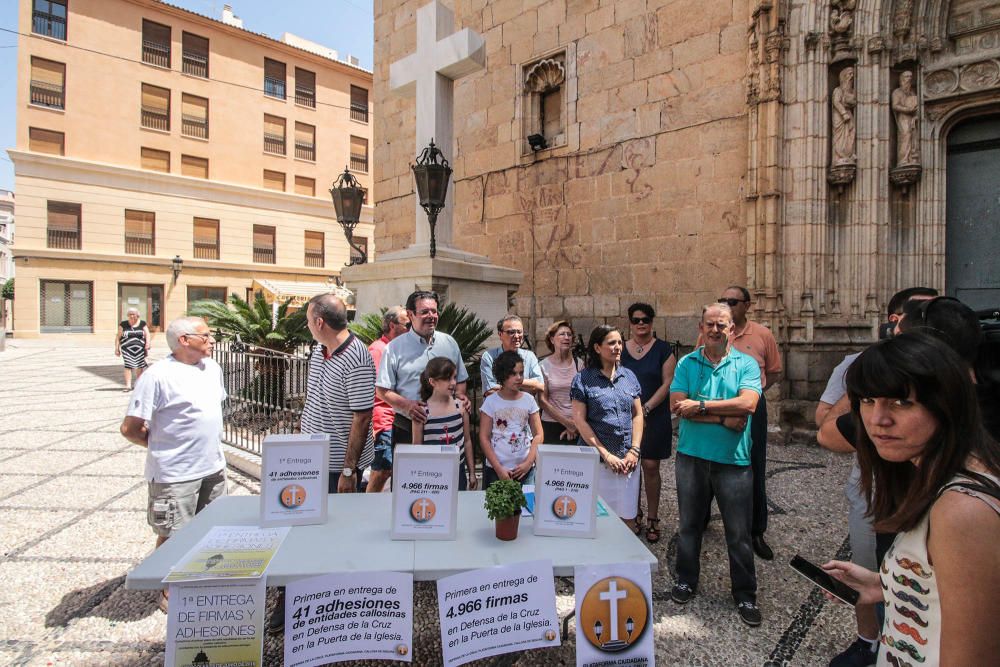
[538,320,581,443]
[571,325,644,532]
[479,350,543,489]
[367,305,410,493]
[413,357,477,490]
[115,307,150,391]
[621,302,676,544]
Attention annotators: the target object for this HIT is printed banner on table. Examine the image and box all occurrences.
[165,578,265,667]
[164,526,290,583]
[283,571,414,666]
[391,445,459,540]
[533,445,599,537]
[437,559,560,666]
[260,434,329,527]
[574,562,654,667]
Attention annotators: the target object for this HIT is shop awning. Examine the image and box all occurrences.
[251,279,354,309]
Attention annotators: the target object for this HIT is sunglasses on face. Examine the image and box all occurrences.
[718,298,747,307]
[630,317,652,325]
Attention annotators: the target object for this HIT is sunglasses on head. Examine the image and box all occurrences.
[718,298,747,307]
[630,316,652,325]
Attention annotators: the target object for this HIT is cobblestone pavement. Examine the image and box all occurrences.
[1,340,858,666]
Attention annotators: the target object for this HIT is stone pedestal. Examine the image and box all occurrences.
[342,248,522,328]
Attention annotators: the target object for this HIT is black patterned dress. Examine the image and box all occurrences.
[119,319,148,369]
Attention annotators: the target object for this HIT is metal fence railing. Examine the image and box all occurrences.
[214,337,312,456]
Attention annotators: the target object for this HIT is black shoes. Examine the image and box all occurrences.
[829,637,878,667]
[737,601,762,626]
[267,589,286,635]
[670,583,696,604]
[752,535,774,561]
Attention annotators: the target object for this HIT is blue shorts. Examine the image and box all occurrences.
[371,430,393,471]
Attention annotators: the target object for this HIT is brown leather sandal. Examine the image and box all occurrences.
[645,518,661,543]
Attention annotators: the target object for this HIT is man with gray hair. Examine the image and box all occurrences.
[367,305,409,493]
[480,315,544,397]
[120,316,227,612]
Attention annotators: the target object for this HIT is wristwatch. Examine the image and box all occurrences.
[341,467,354,478]
[698,400,707,415]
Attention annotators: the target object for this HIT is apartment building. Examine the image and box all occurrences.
[10,0,374,338]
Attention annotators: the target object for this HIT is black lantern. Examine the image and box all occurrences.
[411,139,452,258]
[171,255,183,284]
[329,166,367,265]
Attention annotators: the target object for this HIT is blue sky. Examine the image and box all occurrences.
[0,0,374,192]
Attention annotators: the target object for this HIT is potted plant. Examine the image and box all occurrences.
[484,479,527,541]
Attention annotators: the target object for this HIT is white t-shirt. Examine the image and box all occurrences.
[479,392,539,470]
[126,355,227,483]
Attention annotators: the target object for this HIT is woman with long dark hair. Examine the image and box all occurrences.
[822,334,1000,666]
[571,325,644,532]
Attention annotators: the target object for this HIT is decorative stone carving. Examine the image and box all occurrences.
[959,60,1000,91]
[892,71,920,167]
[924,68,960,98]
[893,0,914,40]
[524,58,565,94]
[831,66,857,167]
[829,0,855,40]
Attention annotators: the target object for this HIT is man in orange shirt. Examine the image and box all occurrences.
[717,286,782,560]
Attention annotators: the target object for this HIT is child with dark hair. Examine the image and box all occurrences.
[413,357,477,490]
[478,350,543,490]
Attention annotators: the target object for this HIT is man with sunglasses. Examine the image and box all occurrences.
[367,306,410,493]
[480,315,544,398]
[120,317,227,613]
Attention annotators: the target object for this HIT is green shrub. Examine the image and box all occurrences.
[484,479,527,520]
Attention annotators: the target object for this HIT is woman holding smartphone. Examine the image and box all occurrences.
[822,333,1000,666]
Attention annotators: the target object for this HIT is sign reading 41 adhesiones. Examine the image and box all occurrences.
[574,563,654,667]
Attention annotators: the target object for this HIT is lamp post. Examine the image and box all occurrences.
[411,139,452,258]
[171,255,183,285]
[329,166,367,266]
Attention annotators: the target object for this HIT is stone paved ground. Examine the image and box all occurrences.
[1,339,858,666]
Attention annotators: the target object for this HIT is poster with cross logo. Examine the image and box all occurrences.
[533,445,599,537]
[391,445,459,540]
[574,562,654,667]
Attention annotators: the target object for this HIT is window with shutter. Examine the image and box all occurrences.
[295,68,315,108]
[295,122,315,161]
[181,155,208,178]
[264,58,286,99]
[182,32,209,78]
[29,128,65,155]
[30,57,65,109]
[142,20,171,68]
[304,231,324,267]
[124,210,155,255]
[193,218,220,259]
[295,176,315,196]
[263,170,285,191]
[141,84,170,131]
[47,201,81,249]
[264,114,285,154]
[181,94,209,138]
[140,147,170,172]
[253,225,276,264]
[33,0,67,41]
[350,135,368,172]
[350,85,368,122]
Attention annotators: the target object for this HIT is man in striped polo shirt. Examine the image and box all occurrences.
[301,293,375,493]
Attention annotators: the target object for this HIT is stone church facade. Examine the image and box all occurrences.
[373,0,1000,431]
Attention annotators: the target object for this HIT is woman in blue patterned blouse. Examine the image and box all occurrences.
[571,325,644,532]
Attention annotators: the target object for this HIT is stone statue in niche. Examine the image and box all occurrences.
[831,66,857,166]
[892,71,920,166]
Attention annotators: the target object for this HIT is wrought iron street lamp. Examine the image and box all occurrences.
[411,139,452,258]
[329,166,368,266]
[171,255,183,284]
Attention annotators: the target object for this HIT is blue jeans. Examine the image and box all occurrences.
[675,452,757,603]
[371,430,394,471]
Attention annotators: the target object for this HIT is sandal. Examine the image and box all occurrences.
[645,518,661,544]
[158,590,169,613]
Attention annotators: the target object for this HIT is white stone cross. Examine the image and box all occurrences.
[415,498,431,519]
[599,580,628,641]
[389,1,485,252]
[557,496,572,517]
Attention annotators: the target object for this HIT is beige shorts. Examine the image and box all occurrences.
[147,469,228,537]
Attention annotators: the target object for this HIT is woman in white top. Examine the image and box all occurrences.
[539,320,581,443]
[822,334,1000,666]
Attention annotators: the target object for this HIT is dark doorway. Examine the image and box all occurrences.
[946,115,1000,310]
[118,283,164,331]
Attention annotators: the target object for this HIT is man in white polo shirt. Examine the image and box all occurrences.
[120,316,227,612]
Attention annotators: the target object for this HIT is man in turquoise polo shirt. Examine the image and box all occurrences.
[669,303,763,626]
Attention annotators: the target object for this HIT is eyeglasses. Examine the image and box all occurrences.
[415,309,438,317]
[184,332,214,340]
[630,317,652,325]
[502,329,524,336]
[702,322,729,330]
[395,320,411,329]
[718,298,747,307]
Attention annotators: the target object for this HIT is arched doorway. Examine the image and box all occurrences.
[946,115,1000,310]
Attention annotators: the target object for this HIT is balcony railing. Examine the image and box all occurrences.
[182,115,209,139]
[253,246,276,264]
[33,11,66,40]
[295,88,316,108]
[47,228,80,250]
[294,142,315,161]
[193,241,219,260]
[350,153,368,173]
[263,133,285,155]
[125,234,154,255]
[182,51,208,78]
[304,251,324,268]
[264,76,286,100]
[141,107,170,131]
[30,80,64,109]
[142,40,171,68]
[350,104,368,123]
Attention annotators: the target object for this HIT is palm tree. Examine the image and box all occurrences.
[188,292,310,353]
[349,308,387,345]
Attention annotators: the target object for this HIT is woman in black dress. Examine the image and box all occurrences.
[621,302,676,543]
[115,307,150,391]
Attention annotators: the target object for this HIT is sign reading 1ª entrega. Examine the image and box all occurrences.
[391,445,459,540]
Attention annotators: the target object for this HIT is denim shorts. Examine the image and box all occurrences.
[371,430,394,471]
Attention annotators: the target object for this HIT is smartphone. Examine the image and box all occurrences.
[789,555,860,606]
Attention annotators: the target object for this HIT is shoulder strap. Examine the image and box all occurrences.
[941,470,1000,508]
